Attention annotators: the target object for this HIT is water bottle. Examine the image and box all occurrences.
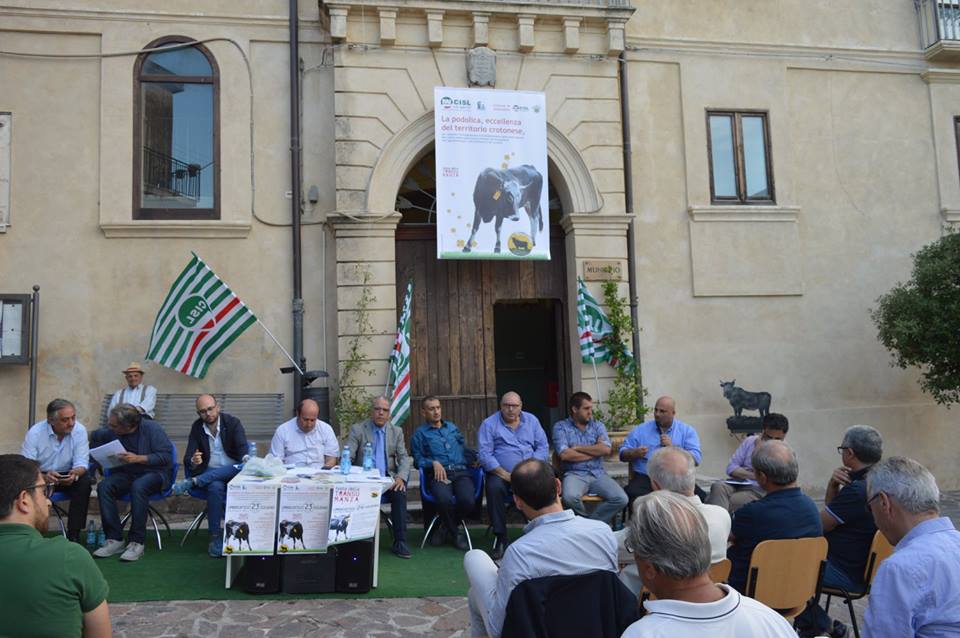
[86,520,97,549]
[362,442,374,471]
[97,527,106,547]
[340,445,351,475]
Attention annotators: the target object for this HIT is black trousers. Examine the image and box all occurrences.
[53,474,93,541]
[381,487,408,543]
[428,469,476,535]
[485,473,513,539]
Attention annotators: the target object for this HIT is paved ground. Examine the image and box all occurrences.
[107,490,960,638]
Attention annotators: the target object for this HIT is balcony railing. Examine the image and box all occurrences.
[918,0,960,59]
[142,147,201,202]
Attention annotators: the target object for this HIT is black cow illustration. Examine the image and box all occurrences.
[463,165,543,254]
[329,514,350,541]
[279,520,304,550]
[224,520,252,551]
[720,380,771,418]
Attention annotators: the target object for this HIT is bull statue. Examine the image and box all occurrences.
[720,380,771,418]
[464,165,543,254]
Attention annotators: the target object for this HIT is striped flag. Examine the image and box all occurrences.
[577,277,613,364]
[388,281,413,427]
[146,253,257,379]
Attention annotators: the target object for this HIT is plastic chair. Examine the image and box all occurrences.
[745,536,828,621]
[419,465,484,549]
[115,442,178,550]
[817,530,894,638]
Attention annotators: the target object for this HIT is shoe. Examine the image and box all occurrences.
[93,539,126,558]
[491,536,509,561]
[392,541,412,559]
[120,541,144,562]
[208,537,223,558]
[171,478,194,496]
[830,620,848,638]
[455,529,470,551]
[428,526,447,547]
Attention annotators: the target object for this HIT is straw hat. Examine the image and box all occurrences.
[123,362,145,374]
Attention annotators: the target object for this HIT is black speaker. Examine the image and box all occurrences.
[242,555,281,594]
[334,540,374,593]
[282,550,337,594]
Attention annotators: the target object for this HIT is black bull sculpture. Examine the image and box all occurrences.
[463,165,544,254]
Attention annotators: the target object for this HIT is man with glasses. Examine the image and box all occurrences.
[0,454,111,637]
[706,412,789,513]
[20,398,92,543]
[478,391,549,560]
[269,398,339,467]
[171,394,251,557]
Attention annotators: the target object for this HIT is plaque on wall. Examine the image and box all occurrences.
[583,261,623,281]
[467,47,496,87]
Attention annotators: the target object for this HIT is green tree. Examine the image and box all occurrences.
[871,232,960,405]
[333,265,376,431]
[594,281,649,429]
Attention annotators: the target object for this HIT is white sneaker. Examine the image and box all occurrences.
[119,541,144,562]
[93,539,126,558]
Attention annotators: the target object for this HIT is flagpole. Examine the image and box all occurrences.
[256,319,306,376]
[591,359,602,411]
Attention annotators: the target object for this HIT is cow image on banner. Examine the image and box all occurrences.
[434,87,550,260]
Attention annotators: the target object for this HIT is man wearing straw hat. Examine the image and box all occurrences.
[107,362,157,418]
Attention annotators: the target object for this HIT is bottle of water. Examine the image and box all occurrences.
[97,527,106,547]
[86,520,97,549]
[340,445,351,475]
[362,442,374,471]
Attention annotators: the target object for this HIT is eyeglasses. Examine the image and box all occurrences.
[866,491,882,513]
[25,483,55,499]
[196,405,217,415]
[837,446,850,454]
[501,404,521,409]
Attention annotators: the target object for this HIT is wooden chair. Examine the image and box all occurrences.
[817,531,894,638]
[745,536,828,621]
[640,558,734,602]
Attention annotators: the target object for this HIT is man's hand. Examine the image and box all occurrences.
[659,433,672,447]
[432,461,447,482]
[829,467,852,488]
[190,450,203,468]
[494,467,512,483]
[389,477,406,492]
[116,452,146,465]
[621,445,648,462]
[44,470,62,485]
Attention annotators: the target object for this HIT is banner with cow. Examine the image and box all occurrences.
[434,86,550,260]
[277,481,333,554]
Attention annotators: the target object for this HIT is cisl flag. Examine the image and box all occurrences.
[146,253,257,378]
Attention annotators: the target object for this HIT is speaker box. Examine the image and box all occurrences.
[282,550,337,594]
[334,540,374,593]
[242,555,281,594]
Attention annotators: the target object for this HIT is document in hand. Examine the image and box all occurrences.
[89,439,128,470]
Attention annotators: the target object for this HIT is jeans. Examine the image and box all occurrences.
[190,464,241,536]
[561,473,628,524]
[97,471,164,544]
[52,473,93,541]
[465,549,500,637]
[429,469,477,535]
[381,486,408,543]
[485,473,513,539]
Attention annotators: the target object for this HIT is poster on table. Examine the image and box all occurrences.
[223,477,280,556]
[434,87,550,261]
[327,483,383,546]
[277,479,333,554]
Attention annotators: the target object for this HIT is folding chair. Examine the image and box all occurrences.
[49,491,71,539]
[420,466,484,549]
[745,536,828,621]
[817,530,894,638]
[116,443,179,550]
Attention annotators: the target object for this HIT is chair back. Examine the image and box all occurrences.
[708,558,732,583]
[746,536,828,618]
[418,467,435,504]
[863,530,894,588]
[419,466,485,505]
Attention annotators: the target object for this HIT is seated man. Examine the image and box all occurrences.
[620,491,796,637]
[20,398,91,543]
[478,391,549,559]
[0,455,111,638]
[107,361,157,418]
[172,394,250,557]
[463,458,618,638]
[347,396,413,559]
[92,404,173,562]
[410,395,475,550]
[706,412,789,513]
[727,440,822,593]
[552,391,627,525]
[617,446,730,595]
[268,398,338,467]
[797,424,883,638]
[864,456,960,637]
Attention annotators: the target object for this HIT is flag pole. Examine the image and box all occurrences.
[256,319,306,376]
[591,359,602,411]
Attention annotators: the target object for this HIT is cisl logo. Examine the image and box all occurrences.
[176,295,215,331]
[440,96,471,109]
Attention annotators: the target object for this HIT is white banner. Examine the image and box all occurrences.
[327,484,383,546]
[223,477,280,556]
[277,481,332,554]
[434,87,549,260]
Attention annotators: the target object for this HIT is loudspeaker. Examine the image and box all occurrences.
[334,540,373,593]
[282,550,337,594]
[242,555,281,594]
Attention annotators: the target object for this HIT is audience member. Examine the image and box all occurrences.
[107,361,157,418]
[268,398,338,467]
[706,413,789,513]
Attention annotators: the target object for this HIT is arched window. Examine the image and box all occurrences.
[133,37,219,219]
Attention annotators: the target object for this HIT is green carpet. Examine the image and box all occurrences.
[88,527,521,603]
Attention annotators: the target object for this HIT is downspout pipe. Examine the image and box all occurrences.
[289,0,305,405]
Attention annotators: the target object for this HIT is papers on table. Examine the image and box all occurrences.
[89,439,128,470]
[724,479,754,486]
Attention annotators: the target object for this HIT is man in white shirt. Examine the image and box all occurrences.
[107,362,157,418]
[269,399,339,466]
[621,491,796,638]
[21,398,91,542]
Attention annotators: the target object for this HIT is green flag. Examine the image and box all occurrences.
[388,281,413,426]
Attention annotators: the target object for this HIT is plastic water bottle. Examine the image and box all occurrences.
[362,442,374,471]
[97,527,106,547]
[248,441,257,458]
[86,520,97,549]
[340,445,351,475]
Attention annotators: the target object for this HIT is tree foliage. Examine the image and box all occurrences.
[333,265,375,431]
[871,232,960,405]
[593,281,649,429]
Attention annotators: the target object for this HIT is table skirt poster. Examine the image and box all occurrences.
[277,479,333,554]
[328,484,382,546]
[223,478,280,556]
[434,86,550,260]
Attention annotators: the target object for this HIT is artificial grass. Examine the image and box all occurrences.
[88,526,522,603]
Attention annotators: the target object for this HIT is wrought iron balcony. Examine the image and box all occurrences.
[917,0,960,62]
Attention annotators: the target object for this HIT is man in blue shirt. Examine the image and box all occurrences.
[552,391,627,525]
[411,396,476,550]
[478,391,549,559]
[864,456,960,637]
[619,396,702,504]
[20,399,91,543]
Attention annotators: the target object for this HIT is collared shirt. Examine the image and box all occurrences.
[725,434,761,488]
[864,517,960,637]
[619,418,702,476]
[204,417,237,469]
[411,421,467,470]
[486,509,618,638]
[478,411,549,473]
[824,466,876,584]
[108,383,158,418]
[552,417,611,477]
[21,420,89,472]
[269,417,339,466]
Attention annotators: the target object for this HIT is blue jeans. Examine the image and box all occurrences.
[97,471,164,544]
[190,464,241,537]
[561,473,628,524]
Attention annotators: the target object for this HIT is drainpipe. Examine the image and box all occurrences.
[290,0,305,405]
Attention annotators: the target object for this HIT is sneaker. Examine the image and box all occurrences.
[428,526,448,547]
[171,478,194,496]
[120,541,144,562]
[93,539,126,558]
[830,620,849,638]
[455,529,470,551]
[208,537,223,558]
[392,541,412,559]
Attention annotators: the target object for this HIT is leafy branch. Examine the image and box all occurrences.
[333,265,376,432]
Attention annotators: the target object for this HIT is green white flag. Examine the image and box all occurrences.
[388,280,413,426]
[146,253,257,379]
[577,277,613,363]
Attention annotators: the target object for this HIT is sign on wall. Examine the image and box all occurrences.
[434,87,550,260]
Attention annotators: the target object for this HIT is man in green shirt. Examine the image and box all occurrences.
[0,454,111,638]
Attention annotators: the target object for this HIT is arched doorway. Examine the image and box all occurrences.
[394,149,570,445]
